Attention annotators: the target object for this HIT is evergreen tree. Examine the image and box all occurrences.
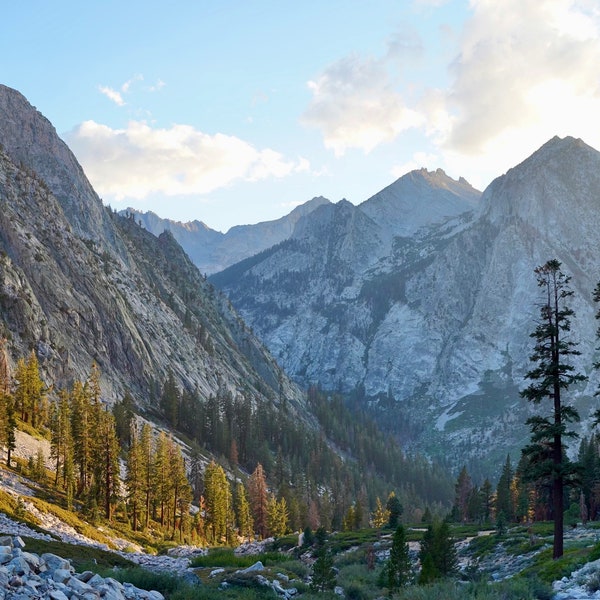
[248,463,269,538]
[453,466,473,522]
[418,521,457,582]
[126,426,144,531]
[169,438,192,540]
[386,491,402,528]
[204,461,231,543]
[380,524,411,591]
[311,529,336,592]
[234,482,254,540]
[496,455,514,522]
[139,423,153,529]
[521,259,586,559]
[94,409,120,520]
[267,494,289,538]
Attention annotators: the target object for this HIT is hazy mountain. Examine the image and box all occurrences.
[126,196,330,274]
[212,136,600,471]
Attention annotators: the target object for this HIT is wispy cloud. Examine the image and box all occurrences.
[98,85,125,106]
[98,74,162,106]
[65,120,308,200]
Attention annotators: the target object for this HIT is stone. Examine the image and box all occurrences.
[13,537,26,549]
[240,561,264,573]
[53,568,72,584]
[8,556,30,576]
[41,553,71,574]
[0,536,12,547]
[209,568,225,577]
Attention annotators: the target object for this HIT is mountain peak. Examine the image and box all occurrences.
[481,135,600,230]
[359,168,481,237]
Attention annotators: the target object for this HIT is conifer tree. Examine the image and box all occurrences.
[70,380,93,494]
[94,409,120,520]
[204,461,231,543]
[234,482,254,540]
[380,524,411,591]
[521,259,586,559]
[248,463,269,538]
[311,529,336,592]
[267,494,289,538]
[153,431,171,526]
[139,423,153,529]
[454,466,473,522]
[126,426,145,531]
[496,455,514,522]
[386,491,402,528]
[50,389,71,487]
[169,438,192,539]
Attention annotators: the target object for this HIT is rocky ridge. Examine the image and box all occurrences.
[0,84,304,413]
[211,136,600,471]
[127,196,330,275]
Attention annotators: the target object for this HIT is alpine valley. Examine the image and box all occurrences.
[0,83,453,524]
[188,136,600,478]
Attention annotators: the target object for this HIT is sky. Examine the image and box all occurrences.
[2,0,600,233]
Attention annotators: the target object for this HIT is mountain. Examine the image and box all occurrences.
[212,136,600,473]
[0,84,453,515]
[127,196,330,274]
[0,84,301,409]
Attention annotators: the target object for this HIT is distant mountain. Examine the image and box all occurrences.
[212,137,600,473]
[126,196,330,274]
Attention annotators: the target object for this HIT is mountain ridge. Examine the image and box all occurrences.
[213,134,600,471]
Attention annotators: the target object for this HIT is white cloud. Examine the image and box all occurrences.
[65,120,308,200]
[98,85,125,106]
[442,0,600,154]
[302,52,424,155]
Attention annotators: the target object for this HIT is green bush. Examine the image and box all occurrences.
[190,547,287,569]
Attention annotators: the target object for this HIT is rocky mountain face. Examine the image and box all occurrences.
[127,196,330,275]
[0,84,303,411]
[212,137,600,472]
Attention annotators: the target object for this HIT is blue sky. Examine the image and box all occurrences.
[3,1,600,232]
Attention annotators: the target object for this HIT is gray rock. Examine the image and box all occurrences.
[8,556,30,576]
[41,553,72,574]
[49,590,70,600]
[13,537,26,549]
[240,561,264,573]
[53,568,72,584]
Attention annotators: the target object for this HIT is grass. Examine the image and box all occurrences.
[190,547,289,569]
[19,536,135,571]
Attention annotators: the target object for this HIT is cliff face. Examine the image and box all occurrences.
[0,85,303,411]
[213,137,600,469]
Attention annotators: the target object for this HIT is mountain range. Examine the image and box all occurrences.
[205,136,600,474]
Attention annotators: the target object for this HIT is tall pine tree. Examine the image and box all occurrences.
[521,259,586,559]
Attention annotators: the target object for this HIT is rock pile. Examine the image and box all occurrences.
[0,535,165,600]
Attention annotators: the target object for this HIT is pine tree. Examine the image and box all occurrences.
[496,455,514,522]
[204,461,231,543]
[380,524,411,591]
[521,259,586,559]
[126,426,144,531]
[139,423,153,529]
[311,530,336,592]
[248,463,269,538]
[234,482,254,540]
[454,466,473,522]
[267,495,289,538]
[386,491,402,528]
[169,438,192,539]
[94,409,120,520]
